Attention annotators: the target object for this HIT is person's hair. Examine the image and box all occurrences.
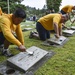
[13,8,26,19]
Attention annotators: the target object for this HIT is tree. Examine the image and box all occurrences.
[0,0,26,13]
[46,0,62,12]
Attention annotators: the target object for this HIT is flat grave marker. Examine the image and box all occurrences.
[63,29,75,36]
[0,46,55,75]
[47,36,67,45]
[22,28,33,31]
[42,36,68,47]
[70,26,75,30]
[7,46,48,72]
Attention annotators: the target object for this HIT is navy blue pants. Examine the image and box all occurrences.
[0,32,5,45]
[60,10,66,14]
[36,22,50,41]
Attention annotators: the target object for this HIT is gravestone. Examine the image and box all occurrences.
[7,46,48,73]
[22,28,33,32]
[70,26,75,30]
[47,36,68,45]
[63,29,75,36]
[0,50,54,75]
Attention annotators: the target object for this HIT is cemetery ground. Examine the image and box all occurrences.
[0,20,75,75]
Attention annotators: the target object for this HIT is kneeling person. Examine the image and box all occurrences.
[29,13,69,41]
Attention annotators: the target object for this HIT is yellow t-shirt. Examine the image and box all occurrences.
[38,14,62,30]
[61,5,73,13]
[0,14,24,46]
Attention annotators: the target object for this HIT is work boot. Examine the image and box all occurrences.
[29,31,34,38]
[1,48,14,57]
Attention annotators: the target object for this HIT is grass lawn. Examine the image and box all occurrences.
[0,20,75,75]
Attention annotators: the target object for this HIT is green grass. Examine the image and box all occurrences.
[0,20,75,75]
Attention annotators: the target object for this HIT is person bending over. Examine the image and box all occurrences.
[29,13,69,41]
[0,8,26,57]
[60,5,75,22]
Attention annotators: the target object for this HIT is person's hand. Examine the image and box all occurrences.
[18,45,26,52]
[54,34,59,38]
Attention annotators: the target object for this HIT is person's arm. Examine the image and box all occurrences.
[15,24,24,45]
[62,23,70,29]
[67,8,74,23]
[72,19,75,23]
[62,23,67,28]
[0,18,23,47]
[15,25,27,52]
[18,45,26,52]
[70,11,75,23]
[71,10,75,15]
[59,23,62,36]
[53,22,59,38]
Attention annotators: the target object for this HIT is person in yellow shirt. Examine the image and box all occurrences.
[60,5,75,22]
[0,8,26,57]
[29,13,69,41]
[60,5,75,14]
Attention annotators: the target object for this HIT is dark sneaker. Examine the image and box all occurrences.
[29,31,34,38]
[1,49,14,57]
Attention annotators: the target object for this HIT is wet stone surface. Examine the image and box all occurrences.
[63,29,75,36]
[71,26,75,30]
[47,36,68,45]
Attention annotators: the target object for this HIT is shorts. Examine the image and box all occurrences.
[0,32,5,45]
[36,22,50,41]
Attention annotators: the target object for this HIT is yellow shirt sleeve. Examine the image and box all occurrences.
[53,16,60,24]
[0,17,22,46]
[53,15,61,28]
[15,25,24,45]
